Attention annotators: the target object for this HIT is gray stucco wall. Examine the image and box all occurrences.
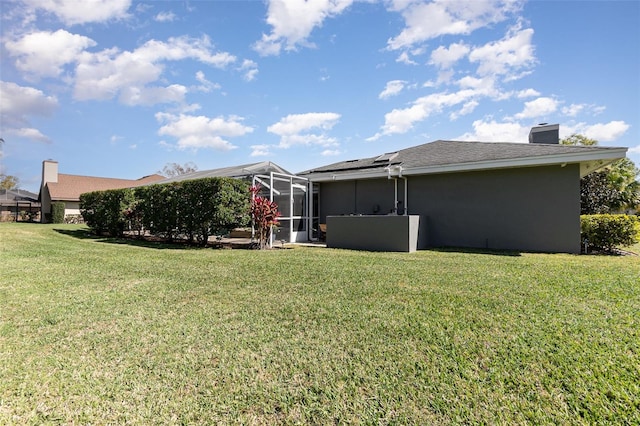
[319,179,396,217]
[326,215,422,252]
[318,164,581,253]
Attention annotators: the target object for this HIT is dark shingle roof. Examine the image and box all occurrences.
[0,189,40,206]
[299,140,626,179]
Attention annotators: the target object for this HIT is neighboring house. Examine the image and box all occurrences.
[39,160,164,222]
[0,189,40,222]
[298,125,627,253]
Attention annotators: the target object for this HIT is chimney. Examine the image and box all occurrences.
[529,123,559,144]
[40,160,58,223]
[42,160,59,188]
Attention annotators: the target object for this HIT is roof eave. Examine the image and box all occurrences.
[404,148,628,177]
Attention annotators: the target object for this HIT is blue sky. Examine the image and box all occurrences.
[1,0,639,193]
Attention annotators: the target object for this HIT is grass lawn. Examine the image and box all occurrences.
[1,223,639,424]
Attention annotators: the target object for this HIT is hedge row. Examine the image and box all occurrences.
[80,177,251,244]
[580,214,640,252]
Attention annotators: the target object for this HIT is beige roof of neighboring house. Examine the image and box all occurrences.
[46,173,165,201]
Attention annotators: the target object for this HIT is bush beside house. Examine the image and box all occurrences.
[51,202,66,224]
[80,177,250,244]
[580,214,640,253]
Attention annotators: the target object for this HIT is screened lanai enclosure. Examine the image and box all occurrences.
[252,172,316,245]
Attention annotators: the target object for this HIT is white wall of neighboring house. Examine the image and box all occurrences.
[64,202,81,216]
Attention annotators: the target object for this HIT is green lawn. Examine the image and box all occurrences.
[1,224,639,424]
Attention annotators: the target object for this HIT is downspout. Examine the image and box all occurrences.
[397,166,407,215]
[386,166,398,214]
[402,177,408,215]
[394,178,398,213]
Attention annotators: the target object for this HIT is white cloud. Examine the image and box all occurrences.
[268,112,341,148]
[0,81,57,142]
[250,144,273,157]
[368,89,478,140]
[628,145,640,154]
[6,127,51,143]
[156,113,253,150]
[155,11,176,22]
[387,0,522,51]
[562,121,630,142]
[457,119,530,142]
[321,149,341,156]
[119,84,188,106]
[74,35,236,105]
[513,96,557,119]
[379,80,407,99]
[22,0,131,25]
[4,30,96,79]
[449,100,479,120]
[516,88,540,98]
[561,103,606,117]
[194,71,221,93]
[253,0,353,56]
[562,103,584,117]
[396,51,417,65]
[0,81,58,119]
[239,59,259,82]
[468,25,536,79]
[429,42,470,69]
[457,75,494,91]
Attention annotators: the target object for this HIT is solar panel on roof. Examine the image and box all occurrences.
[374,152,398,162]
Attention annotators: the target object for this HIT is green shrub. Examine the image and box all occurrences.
[580,214,640,252]
[82,177,250,243]
[136,183,181,241]
[80,188,135,236]
[51,202,66,224]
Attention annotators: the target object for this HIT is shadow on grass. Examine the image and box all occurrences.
[53,228,199,250]
[427,246,523,257]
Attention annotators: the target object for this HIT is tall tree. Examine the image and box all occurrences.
[158,162,198,178]
[561,134,640,213]
[0,174,19,190]
[562,134,598,146]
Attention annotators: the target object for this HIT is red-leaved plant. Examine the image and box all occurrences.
[250,185,280,249]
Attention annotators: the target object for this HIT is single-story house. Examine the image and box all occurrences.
[39,160,164,222]
[298,125,627,253]
[38,124,629,253]
[0,189,40,222]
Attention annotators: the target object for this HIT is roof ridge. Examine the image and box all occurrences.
[58,173,148,182]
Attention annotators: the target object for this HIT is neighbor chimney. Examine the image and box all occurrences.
[42,160,59,188]
[40,160,59,223]
[529,123,559,144]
